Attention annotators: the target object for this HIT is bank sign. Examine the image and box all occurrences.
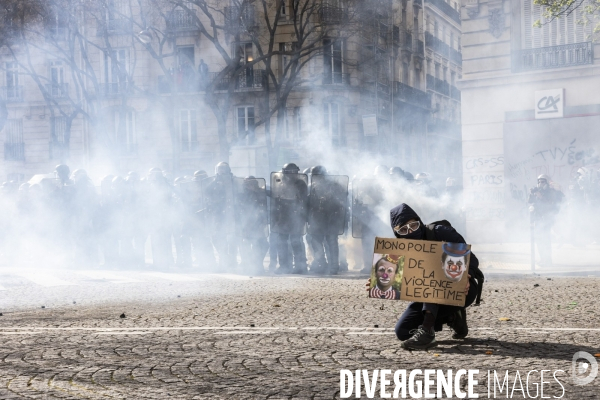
[535,89,564,119]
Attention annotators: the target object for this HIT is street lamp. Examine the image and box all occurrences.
[136,29,153,44]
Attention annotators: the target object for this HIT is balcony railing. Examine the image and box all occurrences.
[237,68,266,89]
[424,0,460,23]
[167,9,197,31]
[514,42,593,72]
[320,6,346,24]
[4,142,25,161]
[394,81,431,109]
[425,31,451,58]
[46,83,69,99]
[322,71,350,85]
[0,86,23,102]
[425,74,450,96]
[224,5,257,34]
[449,47,462,64]
[450,85,460,100]
[50,141,69,160]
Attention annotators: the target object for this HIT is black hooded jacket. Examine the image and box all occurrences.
[390,203,480,272]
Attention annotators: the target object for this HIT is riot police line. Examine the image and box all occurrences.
[0,162,460,274]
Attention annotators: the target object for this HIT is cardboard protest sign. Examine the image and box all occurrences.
[368,237,471,307]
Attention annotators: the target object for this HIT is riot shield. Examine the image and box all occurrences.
[308,175,349,235]
[233,177,268,235]
[200,174,235,234]
[351,178,385,238]
[270,172,309,235]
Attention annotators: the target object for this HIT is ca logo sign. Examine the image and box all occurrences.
[537,95,560,114]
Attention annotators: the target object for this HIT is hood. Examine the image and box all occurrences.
[390,203,423,239]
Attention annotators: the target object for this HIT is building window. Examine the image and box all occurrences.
[50,116,69,160]
[324,103,341,145]
[104,49,128,95]
[47,9,67,40]
[106,0,130,31]
[3,62,21,102]
[112,110,136,155]
[402,62,410,84]
[323,38,344,84]
[450,71,456,86]
[415,68,421,89]
[49,61,67,98]
[522,0,591,48]
[235,42,255,88]
[280,0,287,17]
[180,109,198,152]
[237,106,255,145]
[4,119,24,161]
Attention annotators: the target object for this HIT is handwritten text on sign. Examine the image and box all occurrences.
[373,238,470,307]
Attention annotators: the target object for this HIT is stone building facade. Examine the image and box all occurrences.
[460,0,599,242]
[0,0,463,183]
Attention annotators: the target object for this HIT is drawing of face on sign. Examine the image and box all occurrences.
[441,243,470,282]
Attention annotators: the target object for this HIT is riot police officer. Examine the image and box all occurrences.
[528,174,564,267]
[270,163,308,274]
[307,166,349,275]
[202,162,236,271]
[236,176,269,274]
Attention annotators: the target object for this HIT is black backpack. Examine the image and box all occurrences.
[424,220,485,306]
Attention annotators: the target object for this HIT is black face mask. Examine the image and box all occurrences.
[394,226,423,240]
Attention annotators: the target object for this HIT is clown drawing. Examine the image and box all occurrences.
[369,254,403,300]
[441,243,470,282]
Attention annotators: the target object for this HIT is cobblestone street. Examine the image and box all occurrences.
[0,273,599,399]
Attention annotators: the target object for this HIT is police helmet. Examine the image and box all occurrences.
[194,170,208,179]
[537,174,550,182]
[404,171,415,181]
[415,172,431,183]
[311,165,327,175]
[282,163,300,174]
[215,162,231,175]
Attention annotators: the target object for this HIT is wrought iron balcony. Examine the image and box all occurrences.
[167,9,197,31]
[449,48,462,64]
[425,31,451,58]
[394,81,431,109]
[237,68,266,90]
[50,141,69,160]
[320,6,346,24]
[224,5,257,34]
[450,85,460,100]
[46,83,69,99]
[424,0,460,24]
[425,74,450,96]
[4,142,25,161]
[514,42,593,72]
[322,71,350,85]
[0,86,23,102]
